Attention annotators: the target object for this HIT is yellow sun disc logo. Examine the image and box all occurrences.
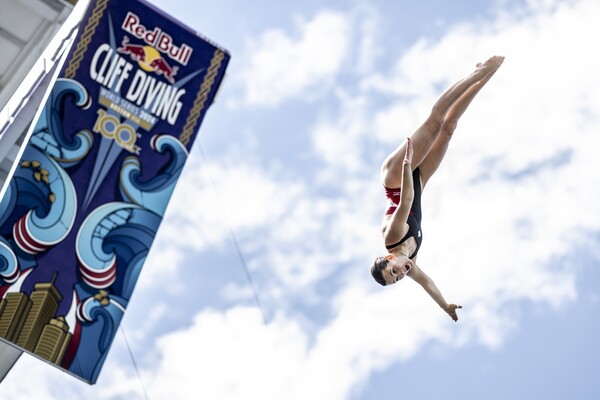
[138,46,161,72]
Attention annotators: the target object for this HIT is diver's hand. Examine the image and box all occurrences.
[404,137,413,165]
[445,304,462,322]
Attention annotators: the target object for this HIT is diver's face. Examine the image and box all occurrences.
[382,254,413,285]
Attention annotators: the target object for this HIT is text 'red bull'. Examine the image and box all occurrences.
[122,11,192,66]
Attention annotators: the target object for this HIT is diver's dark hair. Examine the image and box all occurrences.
[370,256,388,286]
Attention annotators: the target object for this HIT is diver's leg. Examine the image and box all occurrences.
[418,65,501,188]
[381,56,504,188]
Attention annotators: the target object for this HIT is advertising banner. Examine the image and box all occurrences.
[0,0,229,383]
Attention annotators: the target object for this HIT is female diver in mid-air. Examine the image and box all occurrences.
[370,55,504,321]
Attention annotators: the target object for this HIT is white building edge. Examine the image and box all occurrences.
[0,0,86,185]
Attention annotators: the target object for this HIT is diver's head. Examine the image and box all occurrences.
[370,254,413,286]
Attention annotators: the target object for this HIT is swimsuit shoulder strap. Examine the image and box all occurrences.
[385,229,411,250]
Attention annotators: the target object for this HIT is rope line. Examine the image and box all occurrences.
[198,147,298,400]
[115,147,298,400]
[119,325,151,400]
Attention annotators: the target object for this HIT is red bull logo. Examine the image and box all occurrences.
[121,11,192,66]
[118,36,179,83]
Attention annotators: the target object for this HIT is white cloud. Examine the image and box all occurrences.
[236,10,351,107]
[76,301,456,400]
[178,0,600,361]
[135,283,470,400]
[253,0,598,381]
[144,307,306,400]
[2,339,145,400]
[353,5,384,75]
[348,0,600,354]
[166,155,305,243]
[311,90,374,176]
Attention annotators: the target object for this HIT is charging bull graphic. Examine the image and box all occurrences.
[117,36,146,62]
[118,36,179,83]
[0,0,229,384]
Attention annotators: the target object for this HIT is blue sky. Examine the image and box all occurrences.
[3,0,600,399]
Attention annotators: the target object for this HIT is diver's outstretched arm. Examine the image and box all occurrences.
[408,264,462,321]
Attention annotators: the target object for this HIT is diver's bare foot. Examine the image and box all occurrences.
[476,55,504,72]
